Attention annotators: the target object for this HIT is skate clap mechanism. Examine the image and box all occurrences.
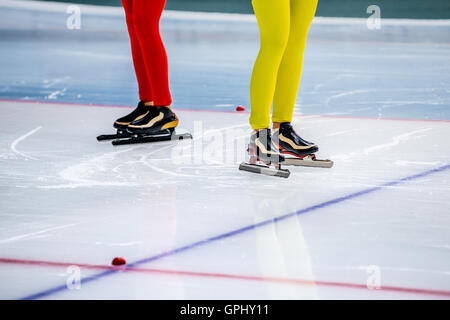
[97,101,192,146]
[239,123,334,178]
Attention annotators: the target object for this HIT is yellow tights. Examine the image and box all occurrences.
[249,0,318,130]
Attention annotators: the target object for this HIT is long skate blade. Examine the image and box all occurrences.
[284,157,334,168]
[239,163,290,178]
[97,132,131,141]
[112,132,192,146]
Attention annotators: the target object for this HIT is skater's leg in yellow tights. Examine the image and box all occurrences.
[250,0,290,130]
[272,0,318,124]
[249,0,318,130]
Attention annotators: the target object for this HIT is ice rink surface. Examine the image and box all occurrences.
[0,1,449,299]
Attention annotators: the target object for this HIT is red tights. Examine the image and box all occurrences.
[122,0,171,106]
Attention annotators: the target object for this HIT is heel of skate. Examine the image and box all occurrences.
[283,153,334,168]
[239,145,290,178]
[239,161,290,178]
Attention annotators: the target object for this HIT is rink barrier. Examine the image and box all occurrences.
[1,0,450,43]
[1,0,450,26]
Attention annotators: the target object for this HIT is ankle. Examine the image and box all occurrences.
[144,101,154,106]
[153,105,172,109]
[272,122,281,130]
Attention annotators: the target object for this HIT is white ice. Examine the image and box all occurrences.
[0,101,449,299]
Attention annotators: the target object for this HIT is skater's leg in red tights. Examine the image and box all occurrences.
[131,0,172,106]
[122,0,153,103]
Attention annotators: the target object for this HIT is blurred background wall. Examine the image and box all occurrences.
[37,0,450,19]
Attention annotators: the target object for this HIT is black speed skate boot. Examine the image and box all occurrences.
[111,106,191,146]
[127,105,178,135]
[113,100,150,130]
[272,122,318,156]
[97,101,149,141]
[272,122,333,168]
[239,129,290,178]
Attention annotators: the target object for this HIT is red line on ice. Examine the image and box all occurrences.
[0,257,449,298]
[1,98,450,122]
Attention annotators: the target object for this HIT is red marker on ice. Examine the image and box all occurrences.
[112,257,127,266]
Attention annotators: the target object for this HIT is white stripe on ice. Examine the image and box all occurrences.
[47,89,66,100]
[10,126,42,161]
[363,128,432,154]
[40,146,143,189]
[331,128,432,161]
[325,89,374,106]
[0,223,78,244]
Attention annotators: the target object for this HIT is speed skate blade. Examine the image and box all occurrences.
[284,156,334,168]
[112,132,192,146]
[239,163,290,178]
[97,132,131,141]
